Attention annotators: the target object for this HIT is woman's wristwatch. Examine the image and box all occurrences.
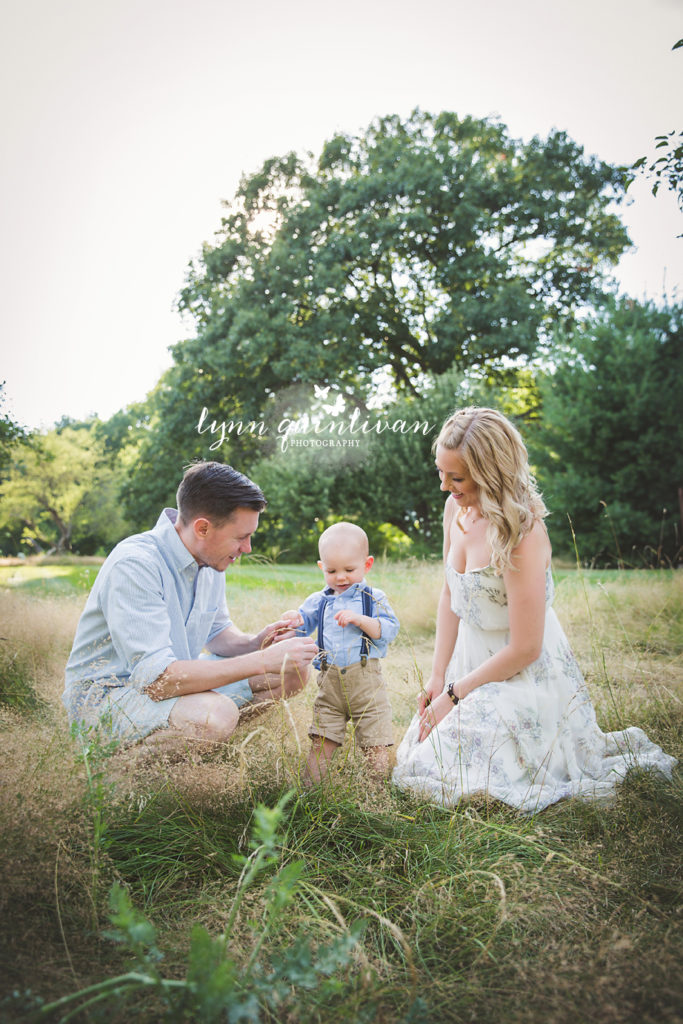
[446,682,460,705]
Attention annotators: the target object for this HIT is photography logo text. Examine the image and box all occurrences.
[196,404,435,453]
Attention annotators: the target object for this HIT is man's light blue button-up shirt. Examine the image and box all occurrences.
[296,579,399,669]
[63,509,232,719]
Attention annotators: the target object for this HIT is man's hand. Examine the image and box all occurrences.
[258,612,304,648]
[257,635,318,674]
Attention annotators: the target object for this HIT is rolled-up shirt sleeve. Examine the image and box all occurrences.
[374,589,401,643]
[99,558,178,692]
[369,588,400,655]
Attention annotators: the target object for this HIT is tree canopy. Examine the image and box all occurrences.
[175,110,628,415]
[527,297,683,566]
[121,110,630,523]
[3,111,664,567]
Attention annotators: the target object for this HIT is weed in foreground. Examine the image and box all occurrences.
[4,791,416,1023]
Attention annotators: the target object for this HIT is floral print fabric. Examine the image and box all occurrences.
[393,566,676,814]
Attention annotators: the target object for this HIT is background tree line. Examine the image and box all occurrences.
[1,109,681,565]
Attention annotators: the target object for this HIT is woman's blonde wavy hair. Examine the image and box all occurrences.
[435,407,547,574]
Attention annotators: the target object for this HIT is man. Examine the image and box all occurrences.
[63,461,317,745]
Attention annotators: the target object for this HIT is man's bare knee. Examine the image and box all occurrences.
[204,699,240,739]
[282,663,310,697]
[169,692,240,741]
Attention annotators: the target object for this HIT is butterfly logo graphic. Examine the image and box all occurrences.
[314,385,330,400]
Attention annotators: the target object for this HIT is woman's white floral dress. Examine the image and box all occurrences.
[393,565,676,814]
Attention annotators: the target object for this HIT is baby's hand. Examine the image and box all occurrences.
[280,609,304,628]
[258,606,303,647]
[264,610,304,645]
[335,609,361,628]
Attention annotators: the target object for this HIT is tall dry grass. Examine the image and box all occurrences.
[0,567,681,1023]
[553,572,682,746]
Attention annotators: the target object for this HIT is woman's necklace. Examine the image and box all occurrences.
[457,506,484,532]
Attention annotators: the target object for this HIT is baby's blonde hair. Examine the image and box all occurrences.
[435,407,547,574]
[318,521,369,559]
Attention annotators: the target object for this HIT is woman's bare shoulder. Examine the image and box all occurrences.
[512,519,552,569]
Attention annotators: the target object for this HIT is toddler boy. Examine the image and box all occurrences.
[284,522,399,783]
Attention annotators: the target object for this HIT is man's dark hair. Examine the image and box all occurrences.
[176,462,266,524]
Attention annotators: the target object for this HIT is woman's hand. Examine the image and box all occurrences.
[418,674,445,715]
[418,688,457,742]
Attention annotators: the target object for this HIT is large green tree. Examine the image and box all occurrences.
[178,110,628,409]
[527,297,683,566]
[126,110,629,525]
[188,111,628,388]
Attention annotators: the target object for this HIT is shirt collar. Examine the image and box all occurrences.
[154,508,198,573]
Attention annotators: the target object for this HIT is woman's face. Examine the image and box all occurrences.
[435,445,479,509]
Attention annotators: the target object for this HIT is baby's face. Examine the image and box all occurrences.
[317,540,373,595]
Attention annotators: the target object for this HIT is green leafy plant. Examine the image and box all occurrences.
[22,791,367,1022]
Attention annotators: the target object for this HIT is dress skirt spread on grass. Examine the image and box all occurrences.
[392,565,677,814]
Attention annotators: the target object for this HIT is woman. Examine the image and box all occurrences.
[392,407,676,813]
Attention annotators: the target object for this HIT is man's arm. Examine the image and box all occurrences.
[146,635,318,700]
[98,557,180,693]
[206,623,265,657]
[206,614,304,657]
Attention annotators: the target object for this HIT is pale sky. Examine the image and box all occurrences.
[1,0,681,431]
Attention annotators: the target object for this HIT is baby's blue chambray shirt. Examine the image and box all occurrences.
[62,509,232,719]
[296,580,399,670]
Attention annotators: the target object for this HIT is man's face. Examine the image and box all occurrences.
[193,508,260,571]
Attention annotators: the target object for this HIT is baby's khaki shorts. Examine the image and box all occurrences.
[309,659,393,748]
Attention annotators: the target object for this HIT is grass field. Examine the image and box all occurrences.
[0,557,681,1023]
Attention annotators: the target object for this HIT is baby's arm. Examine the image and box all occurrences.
[262,609,304,644]
[334,609,381,638]
[292,590,325,638]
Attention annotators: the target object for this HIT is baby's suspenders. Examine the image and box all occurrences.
[318,587,374,671]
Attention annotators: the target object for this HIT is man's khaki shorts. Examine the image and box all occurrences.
[309,659,393,748]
